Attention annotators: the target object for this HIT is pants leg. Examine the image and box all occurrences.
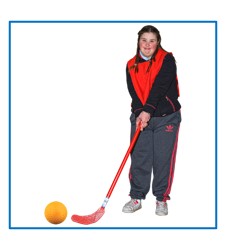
[129,113,154,200]
[152,111,181,202]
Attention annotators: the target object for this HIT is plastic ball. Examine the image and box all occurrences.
[44,201,67,224]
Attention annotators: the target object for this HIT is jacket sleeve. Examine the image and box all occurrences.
[143,54,177,116]
[126,65,143,117]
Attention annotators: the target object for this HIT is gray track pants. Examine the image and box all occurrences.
[129,110,181,202]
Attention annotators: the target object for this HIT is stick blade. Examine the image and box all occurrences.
[71,207,105,225]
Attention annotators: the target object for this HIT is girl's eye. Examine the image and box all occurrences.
[141,39,157,43]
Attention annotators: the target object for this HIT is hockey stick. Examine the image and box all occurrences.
[71,123,141,225]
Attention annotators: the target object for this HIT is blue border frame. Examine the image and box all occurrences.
[8,20,218,230]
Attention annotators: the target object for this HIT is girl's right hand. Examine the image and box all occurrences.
[136,111,151,131]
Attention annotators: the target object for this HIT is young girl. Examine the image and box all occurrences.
[123,25,181,216]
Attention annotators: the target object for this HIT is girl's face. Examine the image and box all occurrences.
[139,32,159,58]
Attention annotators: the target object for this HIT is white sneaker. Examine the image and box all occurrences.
[122,199,142,213]
[155,201,168,216]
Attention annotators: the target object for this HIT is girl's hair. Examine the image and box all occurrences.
[131,25,163,73]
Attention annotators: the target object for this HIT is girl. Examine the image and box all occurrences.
[123,25,181,216]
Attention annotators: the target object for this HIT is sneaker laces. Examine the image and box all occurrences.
[129,198,140,206]
[128,199,140,207]
[156,201,167,210]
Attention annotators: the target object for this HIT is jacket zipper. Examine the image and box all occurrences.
[166,96,176,112]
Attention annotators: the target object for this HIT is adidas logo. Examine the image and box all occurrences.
[165,125,174,132]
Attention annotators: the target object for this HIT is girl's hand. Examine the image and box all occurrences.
[136,111,151,131]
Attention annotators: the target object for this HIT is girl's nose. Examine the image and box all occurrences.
[145,41,151,46]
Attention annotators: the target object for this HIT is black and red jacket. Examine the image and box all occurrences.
[126,48,181,117]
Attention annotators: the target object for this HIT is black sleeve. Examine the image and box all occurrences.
[143,54,176,116]
[126,65,143,117]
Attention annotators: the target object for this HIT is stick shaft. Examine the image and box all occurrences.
[105,126,141,199]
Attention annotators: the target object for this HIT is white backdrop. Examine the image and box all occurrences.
[0,0,225,241]
[10,22,215,228]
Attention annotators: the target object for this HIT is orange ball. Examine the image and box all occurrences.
[44,201,67,224]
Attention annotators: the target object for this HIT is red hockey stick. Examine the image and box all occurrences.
[71,124,141,225]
